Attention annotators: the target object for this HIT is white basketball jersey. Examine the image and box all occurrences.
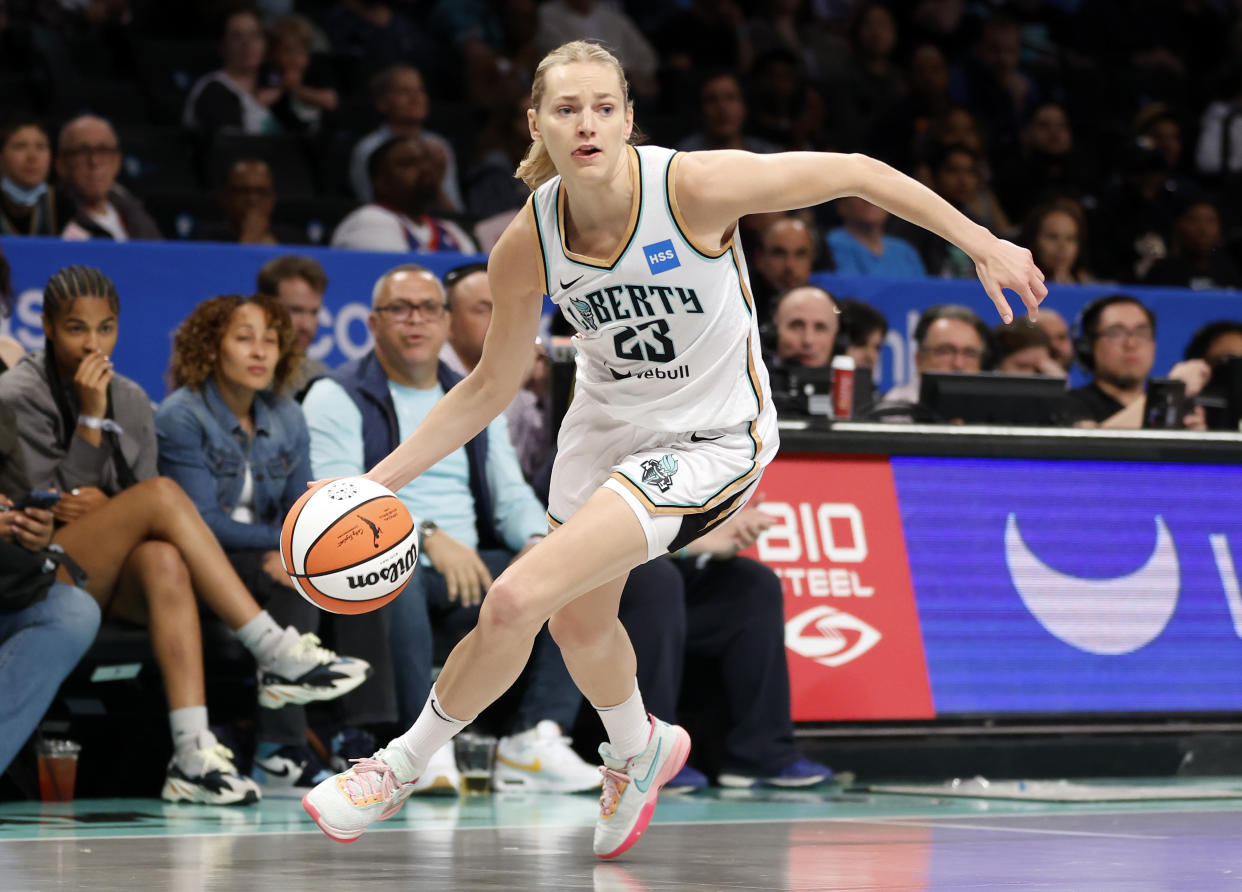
[531,144,771,433]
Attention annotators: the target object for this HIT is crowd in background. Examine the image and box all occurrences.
[3,0,1242,802]
[0,0,1241,288]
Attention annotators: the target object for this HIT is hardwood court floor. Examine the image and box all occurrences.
[2,782,1241,890]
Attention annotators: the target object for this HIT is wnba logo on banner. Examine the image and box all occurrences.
[745,455,934,721]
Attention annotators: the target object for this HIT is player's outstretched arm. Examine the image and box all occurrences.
[675,150,1047,323]
[366,202,545,493]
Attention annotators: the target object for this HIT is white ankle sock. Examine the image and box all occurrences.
[388,687,474,784]
[169,706,210,761]
[235,611,287,667]
[593,681,650,762]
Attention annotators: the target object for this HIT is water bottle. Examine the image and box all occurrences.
[831,355,855,419]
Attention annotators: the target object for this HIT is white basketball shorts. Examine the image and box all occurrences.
[546,395,779,561]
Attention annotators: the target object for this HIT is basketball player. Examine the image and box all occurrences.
[305,40,1046,857]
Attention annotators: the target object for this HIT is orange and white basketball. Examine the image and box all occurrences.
[280,477,418,614]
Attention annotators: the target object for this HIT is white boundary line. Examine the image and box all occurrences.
[0,803,1232,845]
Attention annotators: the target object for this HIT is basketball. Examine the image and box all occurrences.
[280,477,418,615]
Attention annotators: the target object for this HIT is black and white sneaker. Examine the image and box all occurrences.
[162,734,261,806]
[252,744,332,799]
[258,631,371,709]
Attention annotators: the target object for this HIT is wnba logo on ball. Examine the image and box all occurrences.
[346,540,418,590]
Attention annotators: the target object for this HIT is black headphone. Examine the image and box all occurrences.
[1071,294,1157,372]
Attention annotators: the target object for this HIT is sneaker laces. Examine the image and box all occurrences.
[285,631,334,666]
[342,756,399,805]
[196,743,239,776]
[599,766,631,817]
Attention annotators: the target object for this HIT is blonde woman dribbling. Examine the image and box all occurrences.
[304,40,1047,858]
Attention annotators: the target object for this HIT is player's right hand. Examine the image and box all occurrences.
[421,530,494,608]
[972,236,1047,324]
[74,351,113,419]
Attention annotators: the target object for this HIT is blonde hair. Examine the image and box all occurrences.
[515,41,633,191]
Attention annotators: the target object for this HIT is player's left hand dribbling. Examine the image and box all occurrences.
[973,236,1048,324]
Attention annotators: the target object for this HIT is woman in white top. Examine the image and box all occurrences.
[304,40,1046,858]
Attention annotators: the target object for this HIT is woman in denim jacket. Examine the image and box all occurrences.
[157,294,389,796]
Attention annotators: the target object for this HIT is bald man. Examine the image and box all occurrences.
[772,286,839,370]
[58,115,161,241]
[751,217,817,322]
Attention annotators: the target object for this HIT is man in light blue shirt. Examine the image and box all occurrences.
[302,264,599,796]
[827,196,927,277]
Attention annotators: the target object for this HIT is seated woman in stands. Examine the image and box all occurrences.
[156,294,395,797]
[0,265,370,805]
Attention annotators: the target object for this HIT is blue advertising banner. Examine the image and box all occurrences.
[2,236,1239,400]
[892,456,1242,715]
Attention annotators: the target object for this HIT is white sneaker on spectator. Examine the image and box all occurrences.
[493,720,602,793]
[162,731,261,806]
[258,630,371,709]
[411,741,460,796]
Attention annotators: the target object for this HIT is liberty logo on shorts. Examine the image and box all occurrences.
[569,297,599,331]
[640,454,679,492]
[643,239,680,275]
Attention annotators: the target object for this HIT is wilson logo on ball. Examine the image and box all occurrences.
[347,541,418,589]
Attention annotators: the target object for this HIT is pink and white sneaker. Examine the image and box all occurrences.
[593,715,691,860]
[302,746,419,843]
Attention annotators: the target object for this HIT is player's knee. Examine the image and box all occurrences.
[477,576,542,636]
[548,610,611,653]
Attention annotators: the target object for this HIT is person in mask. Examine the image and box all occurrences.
[0,121,67,236]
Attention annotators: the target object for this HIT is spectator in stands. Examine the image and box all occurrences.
[1144,199,1242,290]
[957,13,1037,160]
[898,143,1006,278]
[57,115,162,242]
[535,0,659,100]
[913,108,1011,234]
[677,72,781,154]
[324,0,439,75]
[0,121,64,236]
[747,49,831,152]
[827,197,926,277]
[1184,320,1242,367]
[743,0,845,85]
[0,248,22,370]
[1035,307,1074,373]
[0,399,101,776]
[439,263,550,481]
[992,321,1065,377]
[994,102,1092,221]
[333,137,478,254]
[1135,103,1186,174]
[867,43,951,172]
[1018,202,1093,285]
[878,304,990,408]
[183,7,279,136]
[837,297,888,372]
[1194,61,1242,180]
[749,216,817,323]
[200,159,300,245]
[302,264,597,795]
[264,14,339,135]
[256,254,330,395]
[429,0,541,107]
[769,286,839,371]
[465,87,534,248]
[1062,294,1208,428]
[156,294,382,798]
[1094,138,1192,283]
[349,65,462,212]
[827,1,904,152]
[0,265,367,804]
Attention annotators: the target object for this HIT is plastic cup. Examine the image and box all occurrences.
[37,739,81,802]
[454,733,497,794]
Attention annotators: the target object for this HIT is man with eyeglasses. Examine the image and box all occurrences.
[1063,294,1208,428]
[302,264,600,797]
[877,304,991,415]
[58,116,161,242]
